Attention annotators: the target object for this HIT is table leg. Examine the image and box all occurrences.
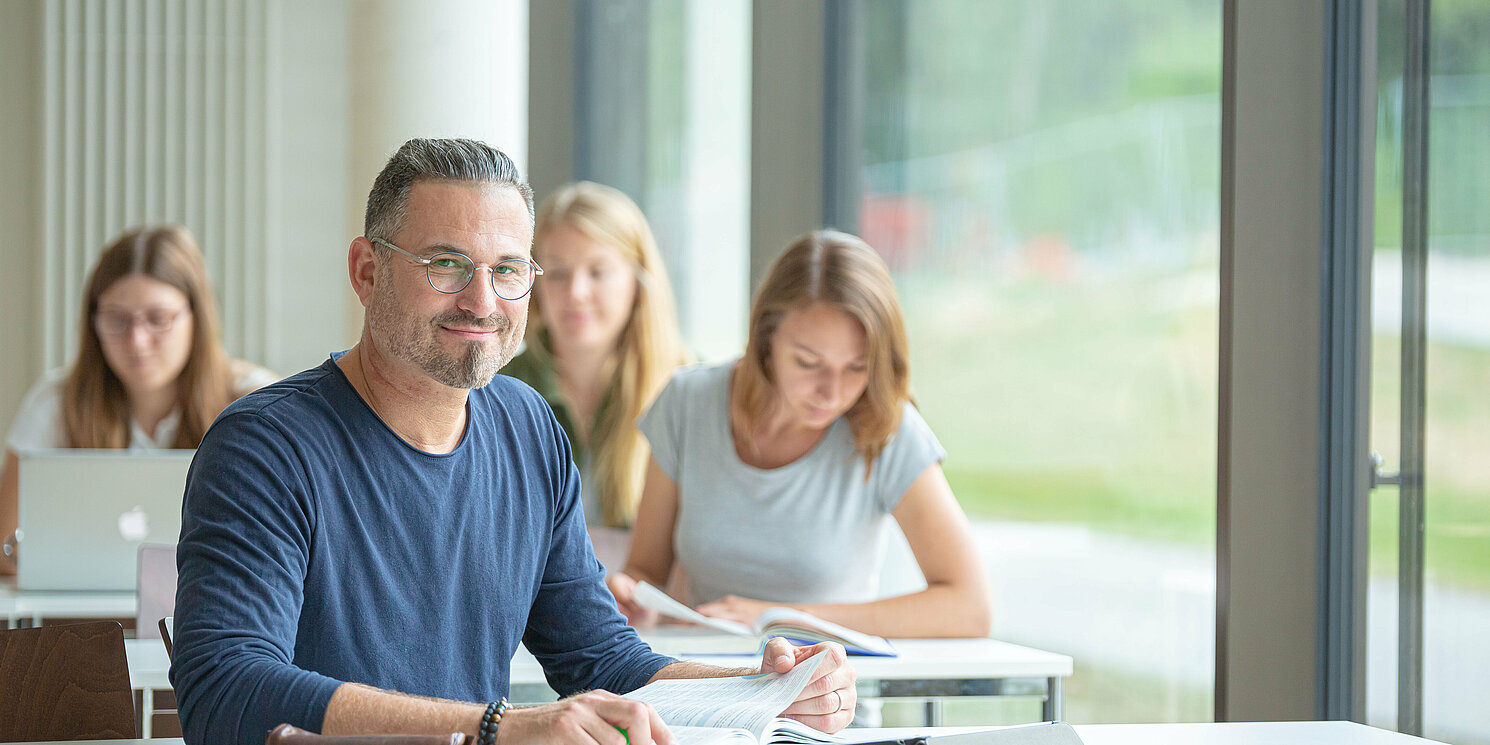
[1041,677,1064,722]
[142,688,153,738]
[924,700,943,726]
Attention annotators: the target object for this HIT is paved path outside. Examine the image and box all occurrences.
[936,520,1489,742]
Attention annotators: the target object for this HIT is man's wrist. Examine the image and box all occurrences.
[477,698,509,745]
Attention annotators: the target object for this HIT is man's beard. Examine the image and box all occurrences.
[369,286,524,389]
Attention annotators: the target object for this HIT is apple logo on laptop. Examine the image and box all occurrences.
[117,505,150,542]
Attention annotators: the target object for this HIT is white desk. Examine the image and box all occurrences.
[840,723,1450,744]
[124,639,172,738]
[126,637,172,687]
[125,634,1074,734]
[1071,722,1450,745]
[512,633,1071,723]
[9,721,1454,745]
[0,579,136,628]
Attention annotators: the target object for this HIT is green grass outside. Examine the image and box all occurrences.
[1369,485,1490,592]
[944,466,1215,545]
[892,268,1487,727]
[900,270,1490,588]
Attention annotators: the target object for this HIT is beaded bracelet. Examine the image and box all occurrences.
[478,697,509,745]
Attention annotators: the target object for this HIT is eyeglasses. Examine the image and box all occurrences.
[371,237,543,301]
[94,307,188,337]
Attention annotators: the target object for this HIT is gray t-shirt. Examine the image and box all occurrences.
[639,361,946,607]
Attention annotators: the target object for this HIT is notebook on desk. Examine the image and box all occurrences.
[15,449,193,591]
[843,723,1084,745]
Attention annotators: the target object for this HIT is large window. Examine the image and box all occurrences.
[1367,1,1490,742]
[570,0,751,361]
[841,0,1222,724]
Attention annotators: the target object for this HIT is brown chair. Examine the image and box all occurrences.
[0,621,135,742]
[267,724,468,745]
[158,616,174,661]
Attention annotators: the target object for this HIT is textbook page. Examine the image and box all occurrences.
[755,608,897,658]
[668,720,837,745]
[633,582,895,657]
[667,726,755,745]
[634,580,754,635]
[625,650,828,737]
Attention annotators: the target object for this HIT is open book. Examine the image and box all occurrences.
[625,649,841,745]
[634,581,897,657]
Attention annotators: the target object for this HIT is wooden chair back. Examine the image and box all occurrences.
[0,621,135,742]
[159,616,175,660]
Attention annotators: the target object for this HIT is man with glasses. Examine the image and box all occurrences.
[171,138,857,745]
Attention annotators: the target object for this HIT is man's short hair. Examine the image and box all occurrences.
[364,138,536,244]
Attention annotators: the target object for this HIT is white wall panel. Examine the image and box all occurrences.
[40,0,274,367]
[4,0,528,429]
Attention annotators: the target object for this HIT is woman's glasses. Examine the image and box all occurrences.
[94,308,188,337]
[371,237,543,301]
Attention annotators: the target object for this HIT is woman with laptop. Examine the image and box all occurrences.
[0,224,277,574]
[607,230,993,639]
[502,182,689,568]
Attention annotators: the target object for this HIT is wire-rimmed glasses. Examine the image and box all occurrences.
[371,237,544,301]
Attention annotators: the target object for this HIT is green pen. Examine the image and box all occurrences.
[615,727,629,745]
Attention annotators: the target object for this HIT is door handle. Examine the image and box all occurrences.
[1370,451,1402,489]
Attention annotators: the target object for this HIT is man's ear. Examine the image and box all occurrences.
[348,237,378,307]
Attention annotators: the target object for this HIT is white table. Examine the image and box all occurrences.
[836,723,1451,744]
[0,579,136,628]
[8,721,1454,745]
[512,633,1070,723]
[125,633,1074,735]
[1071,722,1450,745]
[124,639,172,738]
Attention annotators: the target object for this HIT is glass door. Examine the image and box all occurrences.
[1367,1,1490,742]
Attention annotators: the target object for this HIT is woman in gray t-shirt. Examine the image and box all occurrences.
[606,230,993,640]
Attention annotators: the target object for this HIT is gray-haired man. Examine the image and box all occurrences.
[171,138,856,745]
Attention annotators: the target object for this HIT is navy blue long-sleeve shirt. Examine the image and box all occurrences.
[171,356,674,745]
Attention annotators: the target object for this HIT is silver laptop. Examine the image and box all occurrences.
[15,449,193,591]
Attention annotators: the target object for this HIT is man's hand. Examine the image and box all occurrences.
[758,638,856,734]
[498,691,676,745]
[605,572,661,628]
[694,595,770,626]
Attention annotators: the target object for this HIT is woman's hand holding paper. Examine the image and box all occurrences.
[694,594,770,626]
[606,571,662,628]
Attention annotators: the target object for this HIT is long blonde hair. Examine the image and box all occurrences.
[529,182,689,527]
[63,225,237,449]
[733,230,912,479]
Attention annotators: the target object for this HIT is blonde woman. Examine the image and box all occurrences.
[607,230,992,639]
[1,225,277,573]
[502,182,688,565]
